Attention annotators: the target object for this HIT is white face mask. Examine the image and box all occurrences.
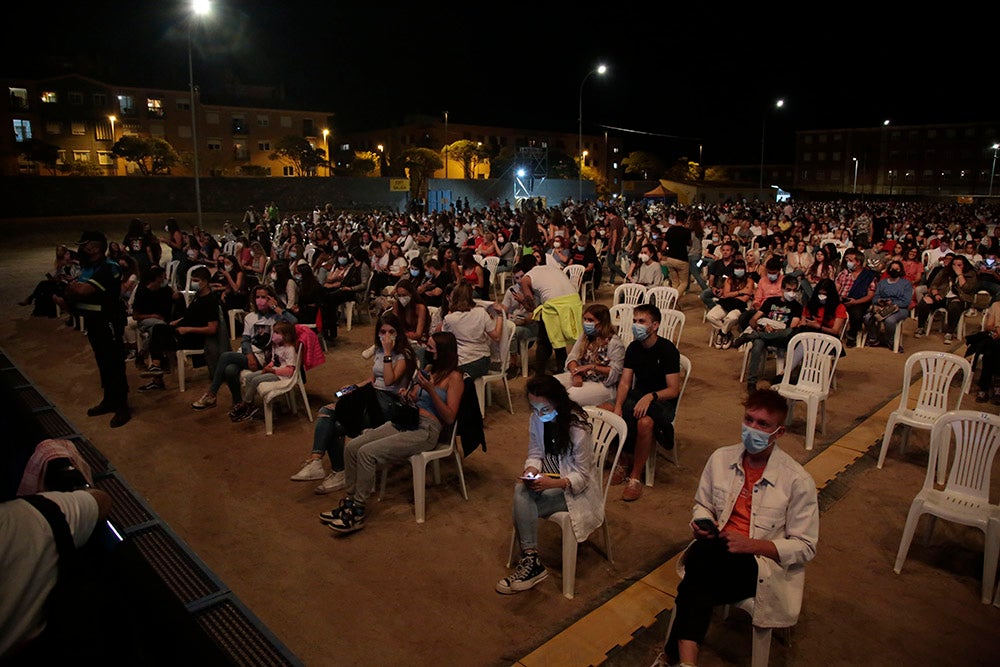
[396,295,411,307]
[638,253,651,263]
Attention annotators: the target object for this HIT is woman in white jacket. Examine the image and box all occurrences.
[496,375,603,595]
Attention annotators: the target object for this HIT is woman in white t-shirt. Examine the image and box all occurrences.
[442,281,503,380]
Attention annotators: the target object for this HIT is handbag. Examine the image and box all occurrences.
[385,393,421,431]
[873,299,899,322]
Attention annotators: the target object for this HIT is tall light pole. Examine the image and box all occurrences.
[322,128,330,176]
[578,63,607,203]
[188,0,210,228]
[759,98,785,196]
[108,115,117,176]
[852,157,859,194]
[990,143,1000,196]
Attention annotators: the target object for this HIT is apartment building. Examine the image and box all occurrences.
[2,74,333,177]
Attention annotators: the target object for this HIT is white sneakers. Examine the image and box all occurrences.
[315,470,345,495]
[361,344,376,359]
[290,459,325,481]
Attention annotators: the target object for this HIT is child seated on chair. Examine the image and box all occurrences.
[230,321,297,422]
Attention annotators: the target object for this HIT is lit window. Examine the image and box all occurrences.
[9,87,28,110]
[41,91,57,103]
[12,119,32,142]
[71,122,86,136]
[117,94,135,115]
[56,150,65,165]
[97,151,114,166]
[68,92,83,105]
[147,98,164,117]
[232,116,247,135]
[72,150,90,162]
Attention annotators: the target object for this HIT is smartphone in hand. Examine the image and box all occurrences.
[693,518,719,537]
[335,384,358,398]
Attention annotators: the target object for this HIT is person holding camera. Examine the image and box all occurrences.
[654,389,818,667]
[863,259,913,348]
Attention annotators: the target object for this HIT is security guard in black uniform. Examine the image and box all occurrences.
[58,231,131,427]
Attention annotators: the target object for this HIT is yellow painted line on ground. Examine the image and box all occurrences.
[513,378,911,667]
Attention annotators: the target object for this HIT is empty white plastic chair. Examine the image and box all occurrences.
[507,406,626,599]
[610,304,635,347]
[657,308,686,347]
[893,409,1000,603]
[613,283,647,307]
[475,318,516,415]
[775,332,843,450]
[481,255,501,298]
[378,420,467,523]
[877,351,972,484]
[646,285,679,313]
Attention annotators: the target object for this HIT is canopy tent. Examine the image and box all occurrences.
[643,184,678,200]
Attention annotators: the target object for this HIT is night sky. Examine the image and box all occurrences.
[4,2,994,164]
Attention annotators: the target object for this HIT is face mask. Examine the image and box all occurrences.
[767,273,779,282]
[187,249,198,259]
[338,257,348,265]
[783,291,797,301]
[289,251,298,259]
[846,261,857,271]
[497,236,504,243]
[582,321,597,336]
[553,242,562,249]
[733,269,746,277]
[400,231,407,237]
[190,280,202,290]
[255,297,269,311]
[888,268,902,278]
[577,244,586,251]
[632,323,650,342]
[409,268,421,277]
[817,294,828,303]
[637,253,651,263]
[397,295,411,307]
[531,404,558,423]
[223,263,233,272]
[988,258,997,266]
[742,423,779,454]
[331,244,339,251]
[271,334,284,345]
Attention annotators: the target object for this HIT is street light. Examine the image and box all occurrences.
[852,157,859,194]
[322,129,330,176]
[759,98,784,195]
[108,115,117,176]
[990,143,1000,196]
[188,0,210,228]
[578,63,607,202]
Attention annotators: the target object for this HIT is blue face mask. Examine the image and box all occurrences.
[409,268,420,277]
[741,423,779,454]
[632,323,650,342]
[582,321,597,336]
[531,403,558,423]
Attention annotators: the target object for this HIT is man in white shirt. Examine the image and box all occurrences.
[657,389,818,667]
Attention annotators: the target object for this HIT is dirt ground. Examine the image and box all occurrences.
[2,214,999,666]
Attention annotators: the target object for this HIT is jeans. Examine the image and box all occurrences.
[459,355,491,381]
[512,484,568,551]
[606,251,626,283]
[688,254,710,291]
[863,308,910,347]
[344,415,442,505]
[745,330,794,384]
[665,257,690,298]
[241,370,280,403]
[311,390,396,469]
[209,350,250,403]
[700,287,718,310]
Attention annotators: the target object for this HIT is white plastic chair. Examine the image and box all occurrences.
[662,596,776,667]
[774,332,843,450]
[858,315,903,353]
[610,304,635,347]
[657,308,686,346]
[252,343,314,435]
[646,285,679,313]
[877,351,972,484]
[165,260,181,290]
[893,410,1000,604]
[342,270,374,332]
[563,264,585,300]
[378,420,467,524]
[519,336,537,378]
[481,256,501,298]
[507,406,626,599]
[613,283,647,307]
[926,305,968,340]
[179,264,206,306]
[475,318,516,415]
[644,354,691,486]
[227,309,247,341]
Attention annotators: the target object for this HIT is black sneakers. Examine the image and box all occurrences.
[327,499,366,534]
[496,552,548,594]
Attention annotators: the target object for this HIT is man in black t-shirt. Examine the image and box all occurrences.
[663,211,692,298]
[731,275,803,392]
[602,304,681,502]
[568,235,601,285]
[129,265,179,368]
[140,266,220,390]
[417,258,453,308]
[700,241,737,309]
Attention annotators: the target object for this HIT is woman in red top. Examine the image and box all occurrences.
[458,247,487,300]
[783,277,846,381]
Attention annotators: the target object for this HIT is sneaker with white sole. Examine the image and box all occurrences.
[191,392,217,410]
[314,470,345,494]
[140,364,164,378]
[327,502,366,534]
[291,458,326,482]
[495,552,547,594]
[944,333,954,344]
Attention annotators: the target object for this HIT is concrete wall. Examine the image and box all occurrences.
[0,176,593,219]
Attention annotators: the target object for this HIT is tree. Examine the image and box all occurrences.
[580,164,610,200]
[704,166,730,181]
[349,150,378,177]
[17,139,60,175]
[444,139,491,178]
[402,147,443,203]
[665,157,693,181]
[111,136,180,176]
[621,151,665,180]
[269,135,327,176]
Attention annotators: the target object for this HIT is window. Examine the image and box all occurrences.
[832,151,841,161]
[41,91,57,103]
[178,126,192,138]
[56,150,65,165]
[818,134,828,144]
[117,94,135,116]
[46,121,61,135]
[9,87,28,110]
[68,91,83,105]
[965,127,976,138]
[302,119,315,136]
[282,166,295,176]
[71,122,86,136]
[206,112,219,125]
[258,140,271,151]
[923,169,934,179]
[803,152,812,162]
[832,133,842,142]
[97,151,114,166]
[93,93,107,107]
[147,98,164,117]
[818,152,827,161]
[800,170,809,180]
[149,123,165,138]
[207,139,222,151]
[233,139,248,160]
[72,150,90,162]
[231,115,247,135]
[904,171,914,182]
[816,170,826,181]
[176,98,191,111]
[280,116,292,128]
[946,128,956,139]
[257,114,269,127]
[12,119,32,142]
